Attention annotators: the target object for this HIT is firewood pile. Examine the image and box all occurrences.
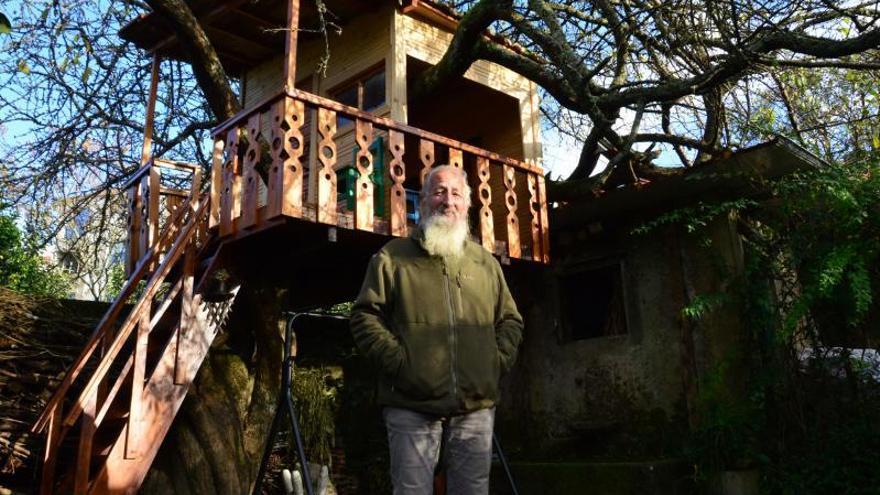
[0,288,97,484]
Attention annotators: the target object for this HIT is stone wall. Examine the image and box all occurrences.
[496,213,748,461]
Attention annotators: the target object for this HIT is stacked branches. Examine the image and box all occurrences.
[0,288,97,482]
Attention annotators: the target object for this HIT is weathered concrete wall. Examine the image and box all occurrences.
[497,214,747,460]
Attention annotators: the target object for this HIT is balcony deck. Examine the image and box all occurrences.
[124,89,550,299]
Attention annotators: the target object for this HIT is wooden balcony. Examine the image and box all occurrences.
[216,89,548,251]
[125,89,550,283]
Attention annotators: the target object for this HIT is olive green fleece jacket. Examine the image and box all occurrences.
[350,230,523,416]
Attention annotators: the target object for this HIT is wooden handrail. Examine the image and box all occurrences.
[122,158,201,190]
[210,88,544,175]
[60,197,209,429]
[32,193,205,433]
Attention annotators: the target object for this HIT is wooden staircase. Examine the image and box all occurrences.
[31,190,238,494]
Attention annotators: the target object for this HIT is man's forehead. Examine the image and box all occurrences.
[430,170,465,189]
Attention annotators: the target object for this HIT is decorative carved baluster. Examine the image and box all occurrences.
[219,128,240,236]
[503,164,521,259]
[209,138,224,228]
[316,108,338,225]
[388,130,407,236]
[267,96,305,218]
[354,119,374,231]
[537,174,550,263]
[476,157,495,253]
[419,139,434,185]
[448,147,462,168]
[527,174,542,261]
[240,113,262,229]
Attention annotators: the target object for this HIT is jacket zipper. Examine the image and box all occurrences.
[442,261,459,403]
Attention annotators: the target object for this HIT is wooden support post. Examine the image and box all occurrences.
[126,300,151,459]
[39,407,61,495]
[537,174,550,263]
[388,130,407,236]
[126,186,142,276]
[240,113,262,229]
[191,163,202,208]
[284,0,300,92]
[354,119,375,231]
[175,240,196,385]
[74,391,97,494]
[141,54,160,165]
[476,157,495,253]
[147,166,161,266]
[503,164,521,259]
[527,174,542,261]
[316,108,338,225]
[210,138,224,228]
[419,139,434,186]
[267,96,305,218]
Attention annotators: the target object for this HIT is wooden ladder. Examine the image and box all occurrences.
[32,192,236,494]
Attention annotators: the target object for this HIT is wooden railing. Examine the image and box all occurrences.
[33,191,212,494]
[123,158,203,276]
[210,89,550,263]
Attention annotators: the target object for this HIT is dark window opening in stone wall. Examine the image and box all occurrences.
[560,262,627,340]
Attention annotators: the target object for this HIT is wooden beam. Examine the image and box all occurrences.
[284,0,301,91]
[141,54,160,166]
[205,26,275,59]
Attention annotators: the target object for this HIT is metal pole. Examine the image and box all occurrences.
[493,432,520,495]
[251,311,347,495]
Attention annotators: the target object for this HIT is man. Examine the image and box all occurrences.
[350,165,523,495]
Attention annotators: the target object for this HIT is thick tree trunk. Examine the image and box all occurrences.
[145,0,241,121]
[141,284,285,494]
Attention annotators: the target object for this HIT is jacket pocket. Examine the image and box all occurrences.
[394,324,450,401]
[456,324,500,401]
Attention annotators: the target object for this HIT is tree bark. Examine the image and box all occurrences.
[144,0,241,121]
[141,284,285,494]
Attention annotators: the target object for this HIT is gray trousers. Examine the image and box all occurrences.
[383,406,495,495]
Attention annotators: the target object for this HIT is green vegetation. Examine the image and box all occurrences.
[0,208,69,297]
[636,155,880,492]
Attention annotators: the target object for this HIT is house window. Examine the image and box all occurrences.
[559,260,628,340]
[330,67,386,128]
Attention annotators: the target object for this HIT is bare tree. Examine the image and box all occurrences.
[420,0,880,197]
[0,1,215,293]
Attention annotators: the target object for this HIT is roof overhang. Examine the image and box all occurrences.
[551,137,826,229]
[119,0,386,76]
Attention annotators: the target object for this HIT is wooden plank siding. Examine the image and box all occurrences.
[395,11,543,165]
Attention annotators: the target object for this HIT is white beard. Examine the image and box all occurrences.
[421,213,469,258]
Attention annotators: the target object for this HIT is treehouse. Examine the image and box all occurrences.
[32,1,550,494]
